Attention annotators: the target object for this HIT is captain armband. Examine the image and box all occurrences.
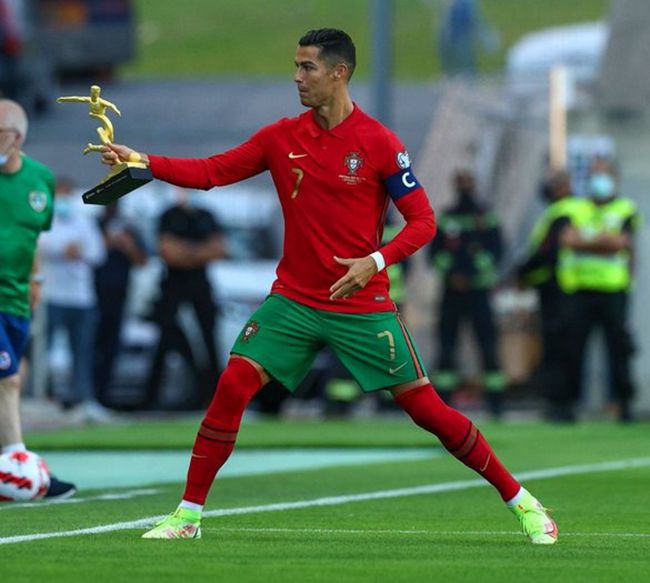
[384,167,421,202]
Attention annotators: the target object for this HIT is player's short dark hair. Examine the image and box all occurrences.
[298,28,356,80]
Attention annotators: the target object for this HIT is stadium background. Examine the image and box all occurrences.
[1,2,649,581]
[18,0,650,416]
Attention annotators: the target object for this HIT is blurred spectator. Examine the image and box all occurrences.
[38,176,108,422]
[93,202,147,406]
[143,187,226,410]
[557,160,640,422]
[0,0,51,115]
[429,169,505,416]
[438,0,499,78]
[0,0,24,101]
[515,170,590,421]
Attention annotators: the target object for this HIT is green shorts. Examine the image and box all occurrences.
[231,294,427,392]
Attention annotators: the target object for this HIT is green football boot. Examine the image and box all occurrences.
[510,489,558,545]
[142,507,202,540]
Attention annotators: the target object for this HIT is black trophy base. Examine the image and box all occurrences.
[82,166,153,205]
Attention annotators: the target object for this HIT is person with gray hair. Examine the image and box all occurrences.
[0,99,76,499]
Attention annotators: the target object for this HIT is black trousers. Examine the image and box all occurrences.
[93,289,128,404]
[144,277,220,408]
[563,291,635,411]
[436,287,500,376]
[535,282,570,405]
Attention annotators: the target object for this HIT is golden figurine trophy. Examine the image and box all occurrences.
[57,85,152,205]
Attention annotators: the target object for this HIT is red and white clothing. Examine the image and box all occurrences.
[149,105,436,313]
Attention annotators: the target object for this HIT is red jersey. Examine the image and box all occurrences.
[148,105,436,313]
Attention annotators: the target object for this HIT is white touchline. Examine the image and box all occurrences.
[1,457,649,546]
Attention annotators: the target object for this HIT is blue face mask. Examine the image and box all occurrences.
[589,173,616,200]
[54,198,73,220]
[0,154,9,166]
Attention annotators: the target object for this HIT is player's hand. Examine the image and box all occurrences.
[329,256,378,300]
[101,143,148,167]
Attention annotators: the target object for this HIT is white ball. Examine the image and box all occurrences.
[0,450,51,501]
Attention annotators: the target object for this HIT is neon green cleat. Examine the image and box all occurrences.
[510,490,558,545]
[142,507,202,540]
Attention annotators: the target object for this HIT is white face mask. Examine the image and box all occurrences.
[54,198,73,220]
[589,173,616,200]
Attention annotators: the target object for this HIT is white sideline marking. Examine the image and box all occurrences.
[0,489,160,512]
[1,457,649,546]
[207,527,650,538]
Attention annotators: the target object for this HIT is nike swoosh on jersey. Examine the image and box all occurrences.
[389,362,408,374]
[288,152,308,159]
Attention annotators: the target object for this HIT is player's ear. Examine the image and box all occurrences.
[332,63,348,81]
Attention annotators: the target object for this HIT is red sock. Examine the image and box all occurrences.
[395,384,520,501]
[182,357,264,505]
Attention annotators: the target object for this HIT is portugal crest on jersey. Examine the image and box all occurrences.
[344,151,363,175]
[28,191,48,213]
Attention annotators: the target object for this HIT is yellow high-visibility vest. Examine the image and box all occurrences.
[523,197,590,286]
[557,197,639,293]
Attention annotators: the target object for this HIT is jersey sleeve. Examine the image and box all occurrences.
[376,130,436,266]
[148,125,273,190]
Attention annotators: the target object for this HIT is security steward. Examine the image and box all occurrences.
[430,169,506,416]
[516,170,590,421]
[558,161,639,422]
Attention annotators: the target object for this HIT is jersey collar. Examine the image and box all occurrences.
[303,103,362,139]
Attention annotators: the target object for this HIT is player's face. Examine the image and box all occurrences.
[294,45,338,108]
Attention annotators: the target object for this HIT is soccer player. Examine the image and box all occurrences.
[102,29,557,544]
[0,99,76,499]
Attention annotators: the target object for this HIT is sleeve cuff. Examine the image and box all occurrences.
[370,251,386,272]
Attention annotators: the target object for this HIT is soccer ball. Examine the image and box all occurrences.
[0,450,51,501]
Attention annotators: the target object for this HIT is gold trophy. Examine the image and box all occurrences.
[57,85,152,205]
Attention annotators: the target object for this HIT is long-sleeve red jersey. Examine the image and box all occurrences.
[148,105,436,313]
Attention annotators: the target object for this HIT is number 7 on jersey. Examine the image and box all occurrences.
[291,167,304,199]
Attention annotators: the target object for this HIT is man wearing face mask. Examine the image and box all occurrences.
[557,160,640,422]
[429,169,506,416]
[515,170,590,421]
[38,177,107,420]
[0,99,76,498]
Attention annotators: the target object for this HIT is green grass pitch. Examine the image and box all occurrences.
[126,0,610,79]
[1,419,649,582]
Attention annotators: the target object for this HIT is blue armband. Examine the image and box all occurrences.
[384,167,421,202]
